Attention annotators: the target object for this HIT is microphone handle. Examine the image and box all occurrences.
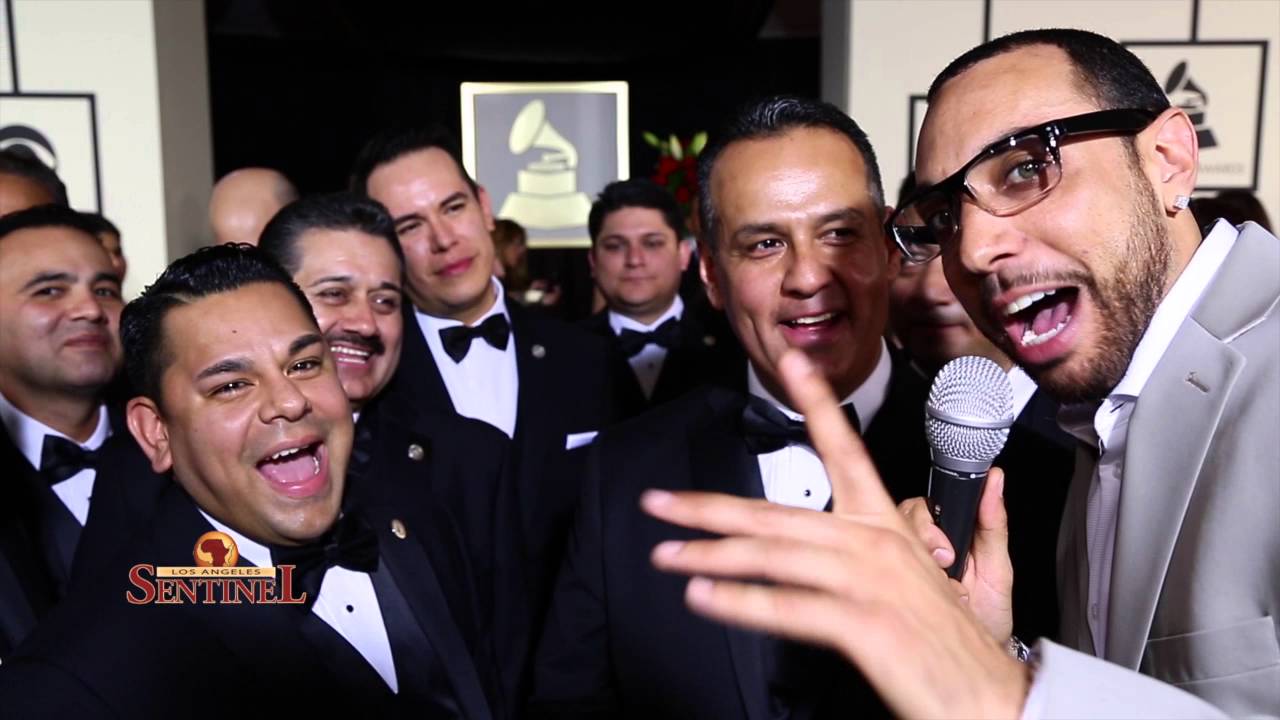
[927,464,989,580]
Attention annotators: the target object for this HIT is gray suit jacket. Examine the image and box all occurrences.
[1044,222,1280,717]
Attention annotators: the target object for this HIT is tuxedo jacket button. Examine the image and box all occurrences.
[407,443,425,461]
[390,519,408,540]
[531,344,547,359]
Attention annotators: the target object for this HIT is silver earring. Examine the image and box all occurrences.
[1173,195,1191,211]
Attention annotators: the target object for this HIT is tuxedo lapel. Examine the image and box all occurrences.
[394,303,455,415]
[687,390,770,720]
[375,512,492,720]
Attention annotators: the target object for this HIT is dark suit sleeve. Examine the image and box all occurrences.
[527,442,619,719]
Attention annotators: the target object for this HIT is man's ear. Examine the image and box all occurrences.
[678,238,694,272]
[698,240,724,310]
[881,205,902,280]
[126,397,174,474]
[476,184,496,233]
[1141,108,1199,213]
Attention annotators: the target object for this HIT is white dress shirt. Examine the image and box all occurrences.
[1057,218,1237,660]
[747,339,892,511]
[608,295,684,399]
[0,391,110,525]
[417,277,519,438]
[200,511,399,692]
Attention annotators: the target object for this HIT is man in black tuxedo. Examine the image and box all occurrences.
[351,128,618,697]
[531,96,932,718]
[888,250,1074,642]
[581,179,742,417]
[0,245,497,718]
[0,206,124,658]
[259,193,526,714]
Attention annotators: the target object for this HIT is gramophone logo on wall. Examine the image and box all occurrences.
[461,82,629,248]
[0,0,103,211]
[1125,41,1267,192]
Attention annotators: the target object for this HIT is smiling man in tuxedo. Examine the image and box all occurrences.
[0,206,124,658]
[0,245,498,718]
[530,96,932,718]
[582,179,742,417]
[352,127,619,704]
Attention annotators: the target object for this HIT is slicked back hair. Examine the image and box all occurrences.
[696,96,884,247]
[0,148,69,208]
[258,192,404,277]
[349,125,478,199]
[120,244,315,409]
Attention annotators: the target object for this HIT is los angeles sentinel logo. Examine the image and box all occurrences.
[126,531,306,605]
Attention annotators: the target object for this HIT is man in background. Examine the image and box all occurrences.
[582,178,741,417]
[208,167,298,246]
[0,149,68,217]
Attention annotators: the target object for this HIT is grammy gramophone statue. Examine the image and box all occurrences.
[498,99,594,230]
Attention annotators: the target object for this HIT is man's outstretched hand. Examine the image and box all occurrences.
[642,350,1029,719]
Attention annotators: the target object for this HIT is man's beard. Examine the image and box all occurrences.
[1023,170,1174,405]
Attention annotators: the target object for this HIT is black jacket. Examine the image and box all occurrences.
[530,356,931,719]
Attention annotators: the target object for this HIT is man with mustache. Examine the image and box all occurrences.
[531,96,931,718]
[0,206,124,658]
[645,28,1278,718]
[582,178,743,418]
[258,193,525,716]
[0,245,499,718]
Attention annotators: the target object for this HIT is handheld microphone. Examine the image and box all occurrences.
[924,356,1014,580]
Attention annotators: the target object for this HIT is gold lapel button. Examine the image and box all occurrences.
[391,519,407,540]
[407,443,425,461]
[531,344,547,359]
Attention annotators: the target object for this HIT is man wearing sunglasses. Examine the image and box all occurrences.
[644,28,1277,719]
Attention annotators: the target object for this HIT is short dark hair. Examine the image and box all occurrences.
[349,125,477,198]
[0,148,69,208]
[588,178,686,245]
[696,96,884,244]
[120,244,315,408]
[258,192,404,276]
[928,29,1171,116]
[0,203,103,245]
[82,212,121,238]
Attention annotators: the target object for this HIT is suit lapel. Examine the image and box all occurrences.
[687,390,770,720]
[375,512,492,720]
[394,303,455,415]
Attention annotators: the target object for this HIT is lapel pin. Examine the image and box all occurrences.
[1185,372,1210,394]
[407,443,425,461]
[702,335,716,347]
[531,344,547,359]
[390,519,408,540]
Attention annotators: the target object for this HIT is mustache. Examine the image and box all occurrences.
[326,332,385,356]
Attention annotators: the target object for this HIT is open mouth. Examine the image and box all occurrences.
[331,343,373,365]
[256,441,327,497]
[1000,287,1079,350]
[782,311,841,330]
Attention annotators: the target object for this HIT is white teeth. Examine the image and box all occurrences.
[269,446,302,461]
[1020,316,1071,347]
[1003,288,1058,316]
[790,312,836,326]
[311,454,320,476]
[331,345,371,359]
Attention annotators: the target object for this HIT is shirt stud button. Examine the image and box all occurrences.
[391,519,408,540]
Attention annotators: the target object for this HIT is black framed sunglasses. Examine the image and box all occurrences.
[886,108,1159,263]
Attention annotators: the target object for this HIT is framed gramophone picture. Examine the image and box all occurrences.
[460,81,630,249]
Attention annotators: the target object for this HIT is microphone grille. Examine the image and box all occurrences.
[925,356,1015,464]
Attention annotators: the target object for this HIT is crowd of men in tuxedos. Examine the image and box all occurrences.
[0,27,1276,720]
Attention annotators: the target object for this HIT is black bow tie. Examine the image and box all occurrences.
[39,435,100,485]
[617,317,681,358]
[270,511,380,608]
[439,314,511,363]
[741,396,861,455]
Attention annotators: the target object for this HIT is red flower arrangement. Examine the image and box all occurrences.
[643,131,708,220]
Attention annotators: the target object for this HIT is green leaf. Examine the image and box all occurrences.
[669,134,683,160]
[642,131,661,148]
[689,131,708,156]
